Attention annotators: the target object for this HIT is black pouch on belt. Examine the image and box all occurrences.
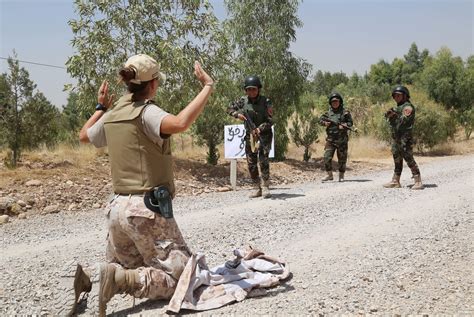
[144,186,173,218]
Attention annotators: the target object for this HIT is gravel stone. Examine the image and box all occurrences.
[0,155,472,315]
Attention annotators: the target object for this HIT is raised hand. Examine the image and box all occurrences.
[193,61,214,87]
[97,80,115,110]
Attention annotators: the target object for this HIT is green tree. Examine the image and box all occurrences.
[289,92,320,162]
[456,108,474,140]
[336,73,390,105]
[347,72,361,89]
[413,103,454,152]
[224,0,311,160]
[311,70,348,97]
[457,55,474,109]
[194,87,235,165]
[0,74,10,148]
[68,0,237,160]
[455,55,474,139]
[420,47,464,109]
[369,59,392,85]
[191,24,236,165]
[62,92,81,132]
[404,42,423,71]
[22,92,60,149]
[391,57,411,85]
[67,0,222,115]
[403,42,427,83]
[0,53,35,167]
[0,53,59,166]
[59,91,85,145]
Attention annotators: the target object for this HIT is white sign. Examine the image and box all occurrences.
[224,124,274,159]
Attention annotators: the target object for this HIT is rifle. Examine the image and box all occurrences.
[242,111,262,152]
[384,108,399,119]
[321,115,358,133]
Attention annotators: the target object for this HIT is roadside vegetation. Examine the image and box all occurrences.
[0,0,472,168]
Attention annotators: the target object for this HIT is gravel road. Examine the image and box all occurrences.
[1,154,473,315]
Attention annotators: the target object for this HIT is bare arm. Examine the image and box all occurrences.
[79,80,115,143]
[160,61,214,135]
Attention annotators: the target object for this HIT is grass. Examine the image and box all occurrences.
[27,143,103,167]
[1,133,472,177]
[421,137,474,156]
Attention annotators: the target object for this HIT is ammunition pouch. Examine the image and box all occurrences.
[144,186,173,218]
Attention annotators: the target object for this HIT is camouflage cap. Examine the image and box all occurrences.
[124,54,166,84]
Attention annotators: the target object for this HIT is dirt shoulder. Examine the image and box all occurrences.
[0,153,386,218]
[1,154,472,315]
[0,140,471,219]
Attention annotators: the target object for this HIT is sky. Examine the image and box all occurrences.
[0,0,472,108]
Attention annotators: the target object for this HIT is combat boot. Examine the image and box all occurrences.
[262,180,271,199]
[56,263,92,316]
[249,183,262,198]
[99,264,140,317]
[322,171,333,182]
[383,173,401,188]
[411,174,424,190]
[338,172,345,182]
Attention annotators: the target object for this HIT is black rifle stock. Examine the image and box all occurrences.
[243,112,261,152]
[230,99,262,152]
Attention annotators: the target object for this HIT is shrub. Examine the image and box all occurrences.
[411,90,456,152]
[289,110,321,162]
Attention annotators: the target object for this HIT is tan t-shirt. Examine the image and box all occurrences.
[87,104,170,148]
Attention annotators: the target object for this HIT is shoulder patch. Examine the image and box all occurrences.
[403,106,413,117]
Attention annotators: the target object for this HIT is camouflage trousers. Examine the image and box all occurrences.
[324,140,348,173]
[245,138,271,183]
[105,195,191,299]
[391,137,420,176]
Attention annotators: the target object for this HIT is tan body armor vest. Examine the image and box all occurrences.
[103,94,175,196]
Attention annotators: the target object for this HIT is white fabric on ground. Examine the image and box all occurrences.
[167,247,290,313]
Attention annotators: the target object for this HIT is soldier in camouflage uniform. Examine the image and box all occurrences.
[227,76,274,198]
[383,85,424,190]
[319,92,353,182]
[67,54,214,316]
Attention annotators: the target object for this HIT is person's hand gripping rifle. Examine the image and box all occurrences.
[321,115,358,133]
[242,112,261,153]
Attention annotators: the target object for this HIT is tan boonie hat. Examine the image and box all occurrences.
[124,54,166,84]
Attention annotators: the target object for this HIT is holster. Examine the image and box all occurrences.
[144,186,173,218]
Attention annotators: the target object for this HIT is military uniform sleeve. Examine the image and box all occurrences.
[141,104,171,145]
[318,112,329,126]
[392,104,414,132]
[343,110,353,127]
[257,98,273,132]
[87,115,107,148]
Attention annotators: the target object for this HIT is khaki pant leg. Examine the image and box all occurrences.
[124,215,190,280]
[132,266,178,300]
[106,198,145,268]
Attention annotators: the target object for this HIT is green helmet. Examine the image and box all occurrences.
[244,76,262,89]
[328,92,343,105]
[392,85,410,98]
